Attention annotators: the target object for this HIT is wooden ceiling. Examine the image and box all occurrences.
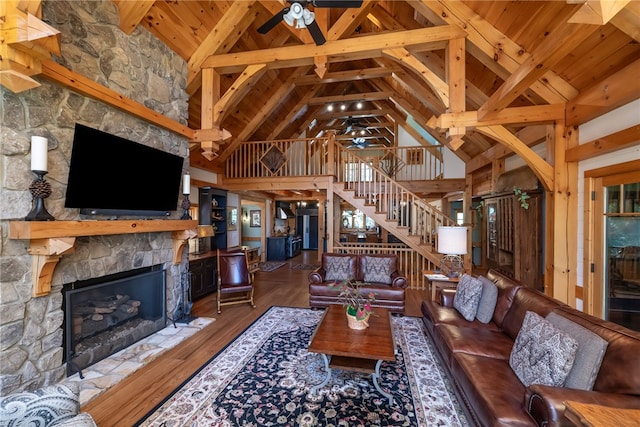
[112,0,639,175]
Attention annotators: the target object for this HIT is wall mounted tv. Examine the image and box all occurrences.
[65,123,184,217]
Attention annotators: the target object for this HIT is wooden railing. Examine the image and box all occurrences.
[344,145,443,182]
[335,144,455,250]
[225,138,443,181]
[226,138,331,178]
[332,243,436,290]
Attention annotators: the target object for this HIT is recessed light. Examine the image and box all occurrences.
[356,102,363,109]
[327,105,334,111]
[340,104,346,111]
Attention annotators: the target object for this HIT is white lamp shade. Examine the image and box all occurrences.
[437,226,467,255]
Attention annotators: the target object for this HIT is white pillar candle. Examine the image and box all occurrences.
[183,173,190,194]
[31,136,48,172]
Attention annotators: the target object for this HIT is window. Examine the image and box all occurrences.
[341,209,376,230]
[407,148,423,165]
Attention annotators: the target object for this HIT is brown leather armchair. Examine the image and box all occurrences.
[216,249,256,314]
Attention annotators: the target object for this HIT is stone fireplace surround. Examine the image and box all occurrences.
[0,0,191,395]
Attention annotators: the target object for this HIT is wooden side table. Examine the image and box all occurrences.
[423,270,460,301]
[564,400,640,427]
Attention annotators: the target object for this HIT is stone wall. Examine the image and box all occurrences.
[0,0,189,394]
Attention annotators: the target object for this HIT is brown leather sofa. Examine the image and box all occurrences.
[421,269,640,427]
[309,252,408,314]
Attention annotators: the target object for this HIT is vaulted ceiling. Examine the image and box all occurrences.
[112,0,640,174]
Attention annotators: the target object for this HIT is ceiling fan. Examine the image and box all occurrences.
[342,116,368,134]
[257,0,364,46]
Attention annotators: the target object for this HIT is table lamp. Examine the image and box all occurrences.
[437,226,467,277]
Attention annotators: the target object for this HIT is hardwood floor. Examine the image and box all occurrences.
[81,250,426,426]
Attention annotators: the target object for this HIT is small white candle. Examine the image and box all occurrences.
[183,173,190,194]
[31,136,48,172]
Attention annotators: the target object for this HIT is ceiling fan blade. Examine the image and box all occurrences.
[257,8,288,34]
[312,0,364,8]
[306,20,326,45]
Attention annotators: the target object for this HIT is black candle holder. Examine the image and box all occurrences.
[181,194,192,220]
[25,170,55,221]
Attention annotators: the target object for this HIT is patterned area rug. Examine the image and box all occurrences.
[290,263,320,270]
[137,307,468,427]
[258,261,286,272]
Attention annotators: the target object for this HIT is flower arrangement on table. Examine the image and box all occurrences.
[333,277,376,323]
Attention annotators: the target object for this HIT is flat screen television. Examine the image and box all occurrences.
[65,123,184,217]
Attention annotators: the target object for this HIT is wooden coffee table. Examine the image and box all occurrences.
[308,304,397,404]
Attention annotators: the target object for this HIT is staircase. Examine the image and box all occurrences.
[335,146,456,265]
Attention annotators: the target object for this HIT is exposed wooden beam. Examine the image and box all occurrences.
[476,125,554,191]
[610,1,640,42]
[113,0,154,35]
[201,26,466,74]
[214,63,268,126]
[268,84,323,140]
[40,60,193,138]
[568,0,631,24]
[382,47,449,108]
[186,0,260,94]
[415,0,577,104]
[465,126,547,173]
[565,125,640,162]
[478,19,598,119]
[446,37,466,147]
[565,58,640,126]
[0,2,60,92]
[315,107,392,121]
[218,67,312,160]
[325,0,378,41]
[428,104,566,129]
[294,66,399,85]
[308,91,392,105]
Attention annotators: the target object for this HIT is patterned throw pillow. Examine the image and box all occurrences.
[363,256,393,284]
[510,311,578,387]
[0,382,81,426]
[324,256,351,282]
[453,274,483,321]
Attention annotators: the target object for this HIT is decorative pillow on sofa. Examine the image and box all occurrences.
[475,276,498,324]
[546,312,608,390]
[0,382,82,427]
[453,274,484,321]
[324,256,352,282]
[363,256,393,284]
[510,311,578,387]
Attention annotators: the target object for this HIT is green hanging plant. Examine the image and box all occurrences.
[513,188,530,209]
[473,201,484,219]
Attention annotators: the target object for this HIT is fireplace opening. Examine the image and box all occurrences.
[62,265,167,377]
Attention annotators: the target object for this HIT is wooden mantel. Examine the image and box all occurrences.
[9,220,198,297]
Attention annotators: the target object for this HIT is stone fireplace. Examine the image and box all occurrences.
[0,0,190,395]
[62,265,167,377]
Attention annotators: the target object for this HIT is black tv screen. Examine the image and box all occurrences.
[65,124,184,217]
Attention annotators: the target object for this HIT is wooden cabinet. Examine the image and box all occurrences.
[484,191,543,291]
[189,255,217,300]
[267,237,286,261]
[198,187,227,251]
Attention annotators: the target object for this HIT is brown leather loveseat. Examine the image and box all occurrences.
[421,269,640,426]
[309,252,408,314]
